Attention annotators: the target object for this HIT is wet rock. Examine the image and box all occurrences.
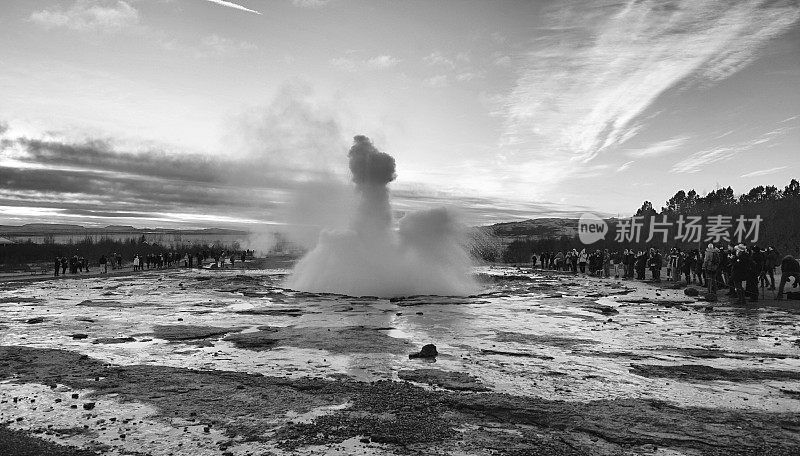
[82,402,95,410]
[25,317,45,324]
[409,344,438,359]
[480,349,554,360]
[70,334,89,340]
[92,337,136,344]
[71,393,79,399]
[153,325,244,341]
[630,364,800,381]
[684,287,699,297]
[493,331,598,349]
[0,297,43,304]
[225,326,410,354]
[583,304,618,315]
[399,369,489,392]
[235,308,303,316]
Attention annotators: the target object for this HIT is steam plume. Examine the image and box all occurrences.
[286,136,477,298]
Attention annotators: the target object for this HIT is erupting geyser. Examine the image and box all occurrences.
[286,135,478,298]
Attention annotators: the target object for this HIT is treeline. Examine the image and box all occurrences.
[0,236,244,271]
[500,178,800,263]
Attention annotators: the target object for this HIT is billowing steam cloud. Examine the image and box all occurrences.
[286,136,477,298]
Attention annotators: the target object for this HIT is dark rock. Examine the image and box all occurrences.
[26,317,45,324]
[398,369,489,392]
[703,292,717,302]
[71,393,79,399]
[152,325,243,341]
[71,334,89,340]
[92,337,136,344]
[82,402,95,410]
[409,344,438,359]
[360,437,370,443]
[684,287,699,297]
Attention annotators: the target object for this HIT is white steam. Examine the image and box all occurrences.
[286,136,477,297]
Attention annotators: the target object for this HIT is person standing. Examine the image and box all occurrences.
[611,250,622,279]
[61,257,68,275]
[578,249,588,274]
[745,246,761,302]
[775,255,800,301]
[648,248,663,282]
[703,244,720,293]
[765,246,778,290]
[54,257,60,277]
[730,247,750,304]
[99,255,107,274]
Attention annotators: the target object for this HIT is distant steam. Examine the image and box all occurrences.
[286,136,477,297]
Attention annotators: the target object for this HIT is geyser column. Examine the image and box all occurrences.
[347,135,396,238]
[286,135,477,298]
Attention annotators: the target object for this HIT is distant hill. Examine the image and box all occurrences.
[486,218,579,240]
[0,224,248,236]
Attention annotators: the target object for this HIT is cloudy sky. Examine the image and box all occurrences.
[0,0,798,229]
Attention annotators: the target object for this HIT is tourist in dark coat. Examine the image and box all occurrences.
[776,255,800,300]
[730,247,751,303]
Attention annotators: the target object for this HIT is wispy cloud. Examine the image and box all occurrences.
[366,55,400,69]
[671,124,795,173]
[502,0,799,183]
[423,51,455,68]
[423,75,449,88]
[200,34,257,55]
[616,160,634,172]
[330,54,400,71]
[291,0,331,7]
[203,0,262,15]
[740,166,787,178]
[627,136,690,158]
[30,0,139,32]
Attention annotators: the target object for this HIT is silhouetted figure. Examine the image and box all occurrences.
[61,257,67,275]
[54,257,60,277]
[776,255,800,300]
[730,247,750,303]
[99,255,108,273]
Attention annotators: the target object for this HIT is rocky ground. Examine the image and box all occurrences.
[1,264,799,455]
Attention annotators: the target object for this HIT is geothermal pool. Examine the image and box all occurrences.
[1,266,799,455]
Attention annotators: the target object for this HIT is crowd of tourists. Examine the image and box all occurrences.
[54,250,251,276]
[532,245,800,302]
